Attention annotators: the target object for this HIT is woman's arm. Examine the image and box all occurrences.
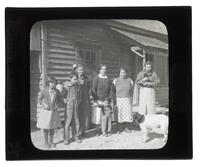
[136,71,144,86]
[62,85,68,104]
[130,79,134,98]
[92,77,98,101]
[38,90,44,105]
[147,72,160,87]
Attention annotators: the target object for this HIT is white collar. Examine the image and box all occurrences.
[98,74,108,79]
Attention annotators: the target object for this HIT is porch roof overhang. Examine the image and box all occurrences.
[110,27,168,51]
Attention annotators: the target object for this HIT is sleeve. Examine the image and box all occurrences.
[56,89,62,107]
[92,76,98,101]
[130,79,134,86]
[62,84,69,104]
[148,72,160,87]
[109,79,114,101]
[38,90,44,105]
[78,85,82,103]
[130,78,134,98]
[111,79,117,102]
[136,71,144,86]
[113,78,117,86]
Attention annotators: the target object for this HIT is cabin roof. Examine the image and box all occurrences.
[110,27,168,50]
[113,19,168,35]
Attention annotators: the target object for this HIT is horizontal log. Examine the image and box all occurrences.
[48,59,75,65]
[48,42,75,50]
[48,70,70,75]
[47,65,72,71]
[47,48,75,55]
[48,53,75,60]
[47,36,74,45]
[51,76,70,81]
[48,33,65,39]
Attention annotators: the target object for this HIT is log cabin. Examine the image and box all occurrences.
[30,20,168,123]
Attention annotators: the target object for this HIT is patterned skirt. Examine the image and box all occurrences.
[116,97,133,123]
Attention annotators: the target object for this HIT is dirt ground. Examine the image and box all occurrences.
[31,123,167,150]
[31,107,168,150]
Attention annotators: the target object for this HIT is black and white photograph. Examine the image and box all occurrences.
[30,19,169,150]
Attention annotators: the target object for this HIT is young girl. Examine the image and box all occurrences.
[64,73,82,145]
[99,97,112,137]
[37,76,61,148]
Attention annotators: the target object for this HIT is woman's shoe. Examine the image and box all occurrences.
[44,143,50,149]
[96,130,102,136]
[50,143,56,147]
[75,139,82,143]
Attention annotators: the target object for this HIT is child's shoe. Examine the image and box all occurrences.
[106,132,111,137]
[102,132,107,136]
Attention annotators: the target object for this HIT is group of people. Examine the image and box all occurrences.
[36,61,160,148]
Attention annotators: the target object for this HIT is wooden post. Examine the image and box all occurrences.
[143,49,146,70]
[41,23,47,89]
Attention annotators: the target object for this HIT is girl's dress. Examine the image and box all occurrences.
[113,77,134,123]
[37,87,61,129]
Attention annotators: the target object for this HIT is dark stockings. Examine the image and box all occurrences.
[43,129,54,146]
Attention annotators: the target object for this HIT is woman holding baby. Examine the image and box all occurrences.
[136,61,160,115]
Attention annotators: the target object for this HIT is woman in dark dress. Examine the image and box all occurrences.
[75,64,92,137]
[92,64,113,136]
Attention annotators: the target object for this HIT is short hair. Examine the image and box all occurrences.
[119,67,128,74]
[145,61,152,66]
[99,64,107,71]
[69,72,78,79]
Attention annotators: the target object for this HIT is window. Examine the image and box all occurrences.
[78,47,97,67]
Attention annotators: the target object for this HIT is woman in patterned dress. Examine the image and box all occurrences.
[113,68,134,133]
[136,61,160,115]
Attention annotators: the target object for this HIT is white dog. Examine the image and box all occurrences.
[132,112,168,143]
